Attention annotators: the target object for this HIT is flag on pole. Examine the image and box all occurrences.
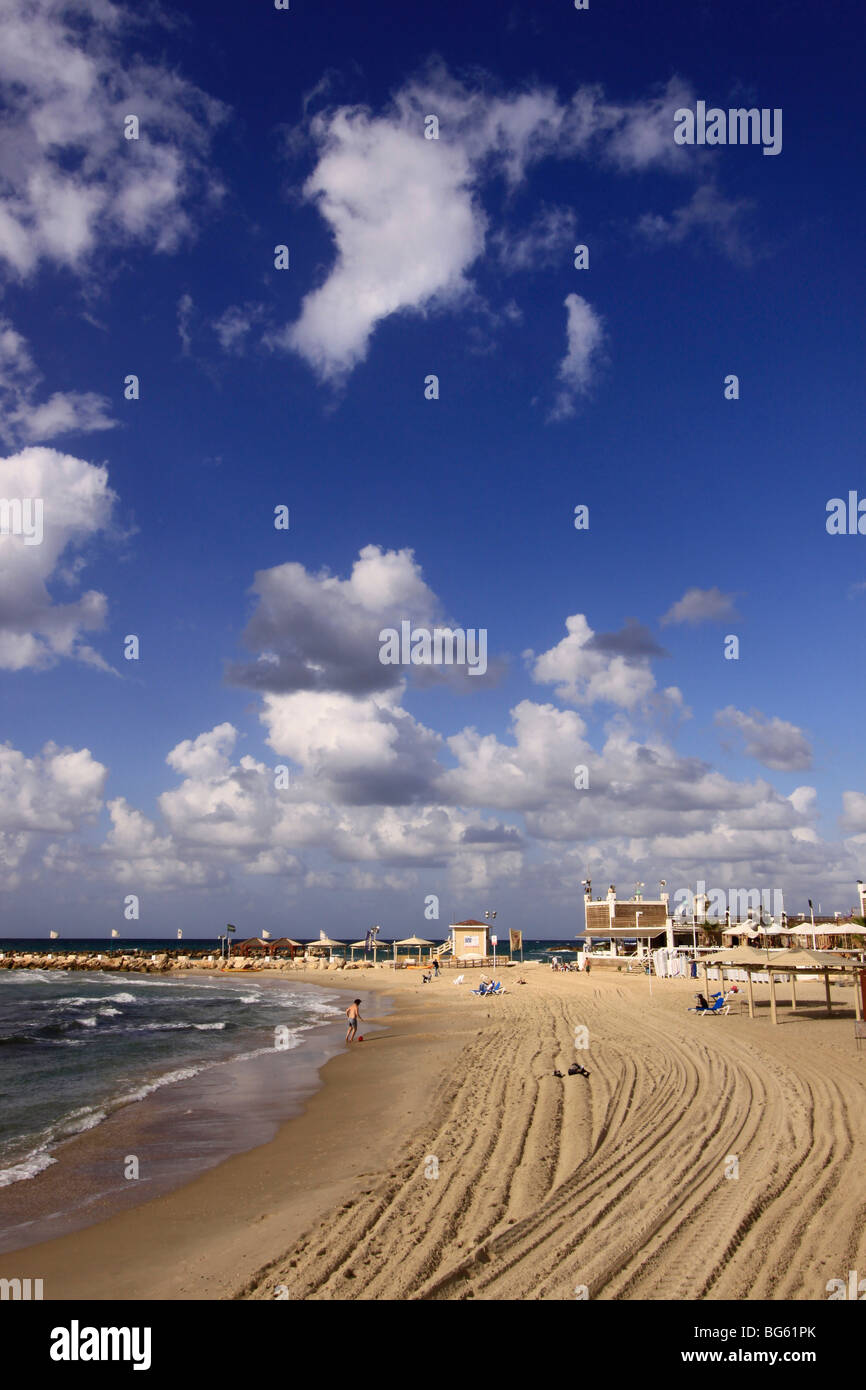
[50,930,59,939]
[262,930,271,939]
[111,929,119,938]
[509,928,522,954]
[320,929,327,942]
[226,924,236,933]
[177,929,183,940]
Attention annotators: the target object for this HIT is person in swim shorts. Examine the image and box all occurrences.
[346,998,363,1044]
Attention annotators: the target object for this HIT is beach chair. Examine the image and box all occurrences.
[471,980,491,995]
[487,981,506,995]
[453,974,465,986]
[697,994,730,1016]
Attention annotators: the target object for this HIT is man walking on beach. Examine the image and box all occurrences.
[346,999,363,1044]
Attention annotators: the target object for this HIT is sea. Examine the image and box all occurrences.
[0,936,575,1251]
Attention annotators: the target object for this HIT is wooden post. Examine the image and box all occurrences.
[855,970,863,1022]
[746,968,755,1019]
[791,972,797,1011]
[824,970,832,1016]
[769,969,778,1025]
[703,962,709,1004]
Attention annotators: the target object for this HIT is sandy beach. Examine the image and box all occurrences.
[2,963,864,1301]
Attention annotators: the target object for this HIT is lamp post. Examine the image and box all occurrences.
[485,909,497,969]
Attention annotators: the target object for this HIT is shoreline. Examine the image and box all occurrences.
[0,969,465,1300]
[0,972,382,1257]
[1,966,864,1300]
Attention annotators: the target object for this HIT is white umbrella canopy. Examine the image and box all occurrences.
[396,936,435,946]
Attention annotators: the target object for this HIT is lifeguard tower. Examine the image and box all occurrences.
[449,919,490,964]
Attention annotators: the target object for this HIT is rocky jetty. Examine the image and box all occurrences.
[0,951,382,974]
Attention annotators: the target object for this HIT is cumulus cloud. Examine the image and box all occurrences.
[259,688,443,806]
[0,740,106,832]
[0,738,106,891]
[549,293,606,419]
[0,0,227,278]
[270,67,693,382]
[661,585,739,626]
[227,543,499,696]
[0,318,115,446]
[529,613,660,709]
[840,791,866,834]
[715,706,813,772]
[0,446,117,670]
[102,798,222,889]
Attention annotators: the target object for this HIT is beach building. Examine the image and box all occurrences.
[447,919,490,963]
[583,884,671,956]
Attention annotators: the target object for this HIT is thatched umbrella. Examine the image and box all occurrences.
[764,947,855,1024]
[306,935,345,961]
[697,944,770,1018]
[394,935,435,966]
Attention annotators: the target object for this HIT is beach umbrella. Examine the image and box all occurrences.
[395,934,434,963]
[763,947,854,1024]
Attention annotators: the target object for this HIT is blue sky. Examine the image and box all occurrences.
[0,0,864,940]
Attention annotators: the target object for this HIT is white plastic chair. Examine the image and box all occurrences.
[453,974,465,985]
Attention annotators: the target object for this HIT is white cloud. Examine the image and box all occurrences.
[0,446,116,670]
[661,585,739,626]
[0,318,115,446]
[259,687,443,806]
[0,0,227,278]
[177,293,194,354]
[841,791,866,834]
[637,181,755,262]
[529,613,658,709]
[493,204,577,271]
[102,798,221,889]
[715,707,813,772]
[0,739,106,832]
[213,303,266,355]
[228,543,494,695]
[271,68,693,382]
[549,293,606,418]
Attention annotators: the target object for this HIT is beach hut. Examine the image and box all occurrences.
[393,935,434,967]
[269,937,302,959]
[235,936,273,956]
[765,947,863,1025]
[449,919,490,964]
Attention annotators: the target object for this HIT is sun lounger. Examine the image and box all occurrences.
[697,994,731,1016]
